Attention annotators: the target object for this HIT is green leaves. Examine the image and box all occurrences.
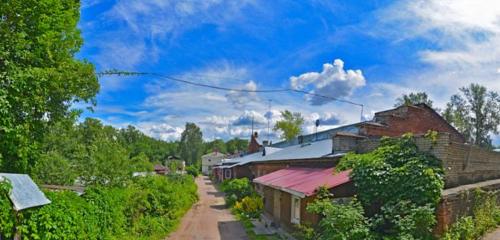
[273,110,304,141]
[335,135,445,239]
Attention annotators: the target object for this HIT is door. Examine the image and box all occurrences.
[273,189,281,221]
[291,196,301,224]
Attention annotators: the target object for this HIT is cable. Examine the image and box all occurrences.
[97,70,366,120]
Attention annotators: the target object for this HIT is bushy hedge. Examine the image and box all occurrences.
[220,178,253,206]
[233,196,263,219]
[0,174,198,240]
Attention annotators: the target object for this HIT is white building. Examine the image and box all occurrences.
[201,151,226,175]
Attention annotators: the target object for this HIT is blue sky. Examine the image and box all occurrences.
[78,0,500,144]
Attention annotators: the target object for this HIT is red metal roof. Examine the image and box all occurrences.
[253,167,351,198]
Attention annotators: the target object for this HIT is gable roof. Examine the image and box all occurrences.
[253,167,351,198]
[257,139,335,162]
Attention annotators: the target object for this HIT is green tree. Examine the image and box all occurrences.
[273,110,304,141]
[130,152,153,172]
[204,139,227,154]
[179,123,203,166]
[0,0,99,172]
[443,84,500,148]
[32,151,77,185]
[226,138,248,154]
[394,92,434,108]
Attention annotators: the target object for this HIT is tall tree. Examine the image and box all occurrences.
[274,110,304,141]
[226,138,248,154]
[443,84,500,148]
[394,92,434,108]
[179,123,204,166]
[204,139,227,154]
[0,0,99,172]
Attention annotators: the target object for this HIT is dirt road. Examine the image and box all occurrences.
[167,176,249,240]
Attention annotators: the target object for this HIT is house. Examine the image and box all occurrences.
[201,151,227,175]
[253,168,353,230]
[154,164,168,175]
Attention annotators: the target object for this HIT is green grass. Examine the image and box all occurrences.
[237,214,283,240]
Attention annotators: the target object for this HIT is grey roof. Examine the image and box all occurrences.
[0,173,51,211]
[257,139,334,162]
[223,147,282,164]
[271,123,361,148]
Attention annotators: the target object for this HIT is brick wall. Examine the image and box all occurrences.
[435,179,500,235]
[360,104,465,143]
[355,133,500,188]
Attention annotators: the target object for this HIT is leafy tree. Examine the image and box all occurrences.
[394,92,434,108]
[0,0,99,172]
[32,151,77,185]
[443,84,500,148]
[226,138,248,154]
[204,139,227,154]
[130,152,153,172]
[273,110,304,141]
[179,123,204,166]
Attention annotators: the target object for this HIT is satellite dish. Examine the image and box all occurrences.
[315,119,320,127]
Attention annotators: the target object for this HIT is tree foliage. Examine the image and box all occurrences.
[335,134,444,239]
[273,110,304,141]
[225,138,248,154]
[443,84,500,148]
[0,0,99,172]
[179,123,204,166]
[394,92,434,108]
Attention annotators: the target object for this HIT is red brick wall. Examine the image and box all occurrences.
[360,105,465,143]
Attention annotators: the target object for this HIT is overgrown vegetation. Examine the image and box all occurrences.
[304,134,445,240]
[441,189,500,240]
[220,178,254,207]
[0,175,198,239]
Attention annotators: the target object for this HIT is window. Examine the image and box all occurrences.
[224,169,231,179]
[291,196,301,224]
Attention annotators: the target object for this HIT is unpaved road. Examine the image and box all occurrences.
[483,227,500,240]
[167,176,249,240]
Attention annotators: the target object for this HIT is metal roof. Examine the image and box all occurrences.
[253,167,351,198]
[0,173,51,211]
[223,147,282,165]
[257,139,334,162]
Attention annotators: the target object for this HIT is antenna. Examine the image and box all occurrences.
[267,99,272,142]
[251,113,254,138]
[315,119,320,141]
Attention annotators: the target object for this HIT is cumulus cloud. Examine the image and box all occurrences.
[290,59,366,105]
[232,110,267,126]
[137,122,184,141]
[225,81,259,108]
[376,0,500,96]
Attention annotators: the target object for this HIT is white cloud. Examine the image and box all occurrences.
[290,59,366,105]
[226,81,259,108]
[137,122,184,141]
[376,0,500,97]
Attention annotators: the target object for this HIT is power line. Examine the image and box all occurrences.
[97,70,366,120]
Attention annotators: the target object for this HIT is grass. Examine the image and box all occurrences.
[237,214,283,240]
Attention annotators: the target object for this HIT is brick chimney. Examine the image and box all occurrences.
[248,132,262,154]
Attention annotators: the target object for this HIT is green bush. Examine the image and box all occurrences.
[233,196,263,219]
[306,188,372,240]
[220,178,253,206]
[1,175,198,240]
[336,134,444,238]
[186,165,200,177]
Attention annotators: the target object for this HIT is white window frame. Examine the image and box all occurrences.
[291,196,301,224]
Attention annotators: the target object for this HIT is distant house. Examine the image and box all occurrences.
[201,151,226,175]
[154,164,168,175]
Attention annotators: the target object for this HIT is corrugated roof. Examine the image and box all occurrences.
[223,147,282,165]
[257,139,333,162]
[0,173,51,211]
[254,167,351,198]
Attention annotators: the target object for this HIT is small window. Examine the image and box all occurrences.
[224,169,231,179]
[291,196,301,224]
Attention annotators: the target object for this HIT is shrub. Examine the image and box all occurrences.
[0,180,15,239]
[220,178,253,206]
[186,165,200,177]
[336,134,444,238]
[306,188,372,240]
[234,196,263,219]
[1,175,198,240]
